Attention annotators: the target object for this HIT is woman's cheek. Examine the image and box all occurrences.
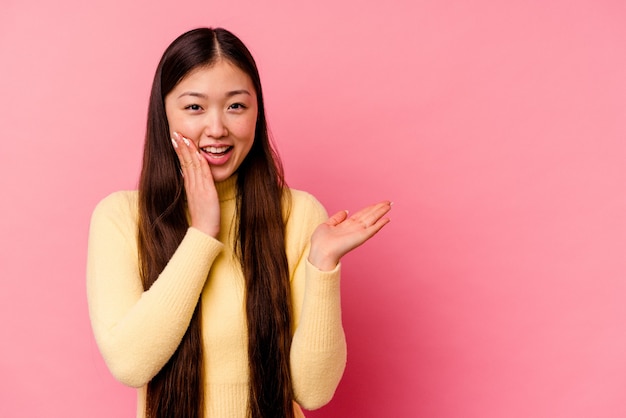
[178,118,203,139]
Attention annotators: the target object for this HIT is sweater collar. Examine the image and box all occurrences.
[215,175,238,202]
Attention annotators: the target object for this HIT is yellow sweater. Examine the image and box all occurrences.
[87,176,346,417]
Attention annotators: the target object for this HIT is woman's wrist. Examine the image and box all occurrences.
[307,249,339,272]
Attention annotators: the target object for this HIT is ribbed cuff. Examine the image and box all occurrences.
[299,261,343,351]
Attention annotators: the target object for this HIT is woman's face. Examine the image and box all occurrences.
[165,60,258,182]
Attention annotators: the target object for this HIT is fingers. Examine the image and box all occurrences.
[348,202,392,249]
[309,200,392,269]
[171,132,214,185]
[365,215,391,237]
[348,201,392,228]
[170,132,220,236]
[197,144,213,183]
[172,131,198,173]
[326,210,349,226]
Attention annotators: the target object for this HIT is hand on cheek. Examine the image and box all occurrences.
[171,131,221,237]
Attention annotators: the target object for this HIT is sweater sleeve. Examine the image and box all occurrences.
[86,192,223,388]
[288,193,347,410]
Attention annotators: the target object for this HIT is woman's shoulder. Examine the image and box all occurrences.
[91,190,139,223]
[285,187,328,224]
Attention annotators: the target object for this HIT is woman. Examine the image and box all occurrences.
[87,27,391,418]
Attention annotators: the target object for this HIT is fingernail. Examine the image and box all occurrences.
[171,137,178,148]
[173,131,181,139]
[182,137,190,147]
[390,201,394,206]
[196,151,202,160]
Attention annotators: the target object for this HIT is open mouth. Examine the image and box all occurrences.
[200,145,233,157]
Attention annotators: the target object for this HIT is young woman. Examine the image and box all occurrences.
[87,27,391,418]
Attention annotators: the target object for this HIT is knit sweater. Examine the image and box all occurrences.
[86,176,347,418]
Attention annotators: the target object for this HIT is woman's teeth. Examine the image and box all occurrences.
[201,146,231,154]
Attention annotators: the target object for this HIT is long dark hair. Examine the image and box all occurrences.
[137,27,294,418]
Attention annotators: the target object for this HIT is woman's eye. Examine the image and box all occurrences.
[185,104,202,111]
[228,103,246,110]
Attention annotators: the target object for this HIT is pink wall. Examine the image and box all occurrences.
[2,1,625,417]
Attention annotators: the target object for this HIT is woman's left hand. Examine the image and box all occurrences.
[308,201,392,271]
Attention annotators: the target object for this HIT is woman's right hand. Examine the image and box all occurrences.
[171,132,221,237]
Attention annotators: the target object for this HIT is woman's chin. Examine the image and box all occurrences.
[209,166,236,183]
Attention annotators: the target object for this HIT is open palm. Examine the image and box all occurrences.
[308,201,392,271]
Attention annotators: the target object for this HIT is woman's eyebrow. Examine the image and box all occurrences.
[178,91,208,99]
[226,89,252,97]
[177,89,252,99]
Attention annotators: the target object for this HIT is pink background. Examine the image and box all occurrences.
[1,0,625,417]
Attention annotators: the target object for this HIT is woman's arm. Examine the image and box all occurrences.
[290,257,346,409]
[86,192,223,387]
[289,194,391,409]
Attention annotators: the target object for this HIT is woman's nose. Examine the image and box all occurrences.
[203,111,228,138]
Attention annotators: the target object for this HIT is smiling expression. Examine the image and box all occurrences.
[165,60,258,182]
